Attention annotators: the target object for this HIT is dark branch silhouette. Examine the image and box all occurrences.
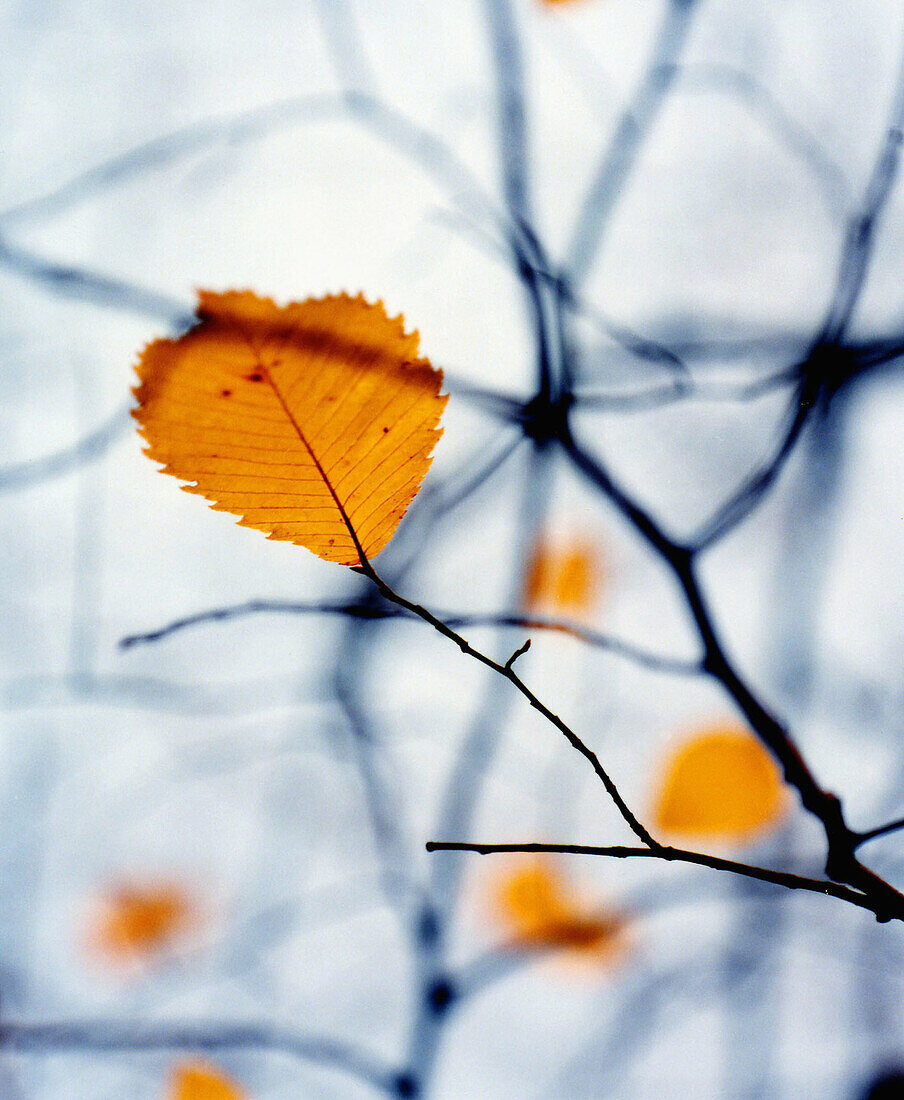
[424,841,881,918]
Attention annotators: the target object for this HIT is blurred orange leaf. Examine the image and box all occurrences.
[522,536,604,617]
[652,723,788,842]
[89,880,195,965]
[492,857,628,964]
[134,290,447,567]
[168,1061,246,1100]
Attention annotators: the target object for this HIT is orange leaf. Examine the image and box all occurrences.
[133,291,447,567]
[652,723,788,842]
[168,1061,246,1100]
[89,880,195,965]
[492,857,628,965]
[522,536,604,617]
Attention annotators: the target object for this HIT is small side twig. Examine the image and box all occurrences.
[856,816,904,848]
[504,638,531,670]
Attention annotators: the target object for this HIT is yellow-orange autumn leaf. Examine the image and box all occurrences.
[134,291,447,567]
[652,723,788,842]
[492,857,628,964]
[168,1061,246,1100]
[522,536,604,617]
[89,881,195,965]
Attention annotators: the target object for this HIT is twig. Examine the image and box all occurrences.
[354,561,656,846]
[427,448,555,932]
[504,638,531,670]
[856,816,904,847]
[559,427,904,921]
[423,842,880,917]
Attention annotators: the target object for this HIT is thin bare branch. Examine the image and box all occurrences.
[559,427,904,921]
[424,841,880,917]
[857,816,904,847]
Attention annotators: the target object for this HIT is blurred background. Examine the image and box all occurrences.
[2,0,904,1095]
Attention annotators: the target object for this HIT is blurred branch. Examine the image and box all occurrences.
[0,400,131,494]
[819,59,904,346]
[0,233,193,327]
[564,0,699,287]
[549,24,848,217]
[669,62,849,217]
[689,27,904,551]
[120,599,702,675]
[0,1020,397,1093]
[428,448,553,923]
[484,0,533,232]
[540,955,736,1098]
[433,377,525,422]
[572,363,801,413]
[0,92,506,241]
[333,615,426,930]
[410,430,525,526]
[690,372,820,551]
[484,0,561,405]
[429,207,691,377]
[313,0,376,96]
[557,275,689,376]
[0,672,328,717]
